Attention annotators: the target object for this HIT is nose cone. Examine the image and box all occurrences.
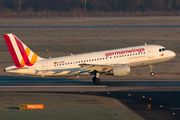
[168,51,176,60]
[171,51,176,58]
[166,50,176,60]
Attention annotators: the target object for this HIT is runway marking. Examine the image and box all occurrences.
[0,86,107,88]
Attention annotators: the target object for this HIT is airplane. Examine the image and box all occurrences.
[3,33,176,84]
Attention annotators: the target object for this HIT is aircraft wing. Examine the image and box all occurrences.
[79,63,122,73]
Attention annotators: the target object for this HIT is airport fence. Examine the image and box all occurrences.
[0,11,180,18]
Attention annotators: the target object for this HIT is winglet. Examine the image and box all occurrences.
[3,33,44,68]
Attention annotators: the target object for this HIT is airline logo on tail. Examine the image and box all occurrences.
[3,34,38,68]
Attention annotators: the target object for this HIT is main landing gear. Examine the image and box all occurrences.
[149,65,155,76]
[92,73,101,85]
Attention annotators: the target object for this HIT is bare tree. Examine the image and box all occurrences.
[175,0,180,8]
[81,0,87,10]
[13,0,23,11]
[137,0,140,6]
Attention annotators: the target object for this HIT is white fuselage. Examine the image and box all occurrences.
[5,45,176,76]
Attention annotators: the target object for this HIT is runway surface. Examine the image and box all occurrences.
[1,76,180,120]
[1,26,180,29]
[1,76,180,92]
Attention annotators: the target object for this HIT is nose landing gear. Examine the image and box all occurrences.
[149,65,155,76]
[150,72,155,76]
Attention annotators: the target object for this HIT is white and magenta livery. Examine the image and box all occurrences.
[4,33,176,84]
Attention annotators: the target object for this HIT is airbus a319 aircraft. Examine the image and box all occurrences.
[3,33,176,84]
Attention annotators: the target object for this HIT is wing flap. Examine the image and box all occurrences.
[79,64,122,73]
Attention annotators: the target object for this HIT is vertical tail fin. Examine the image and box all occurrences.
[3,33,43,68]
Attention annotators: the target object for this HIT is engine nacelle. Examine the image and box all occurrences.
[111,65,131,77]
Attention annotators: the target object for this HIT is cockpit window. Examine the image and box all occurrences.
[159,48,167,52]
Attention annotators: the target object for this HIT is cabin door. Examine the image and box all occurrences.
[147,47,154,58]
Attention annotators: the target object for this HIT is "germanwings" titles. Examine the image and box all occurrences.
[105,48,145,57]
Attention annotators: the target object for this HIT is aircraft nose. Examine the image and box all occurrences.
[171,51,176,58]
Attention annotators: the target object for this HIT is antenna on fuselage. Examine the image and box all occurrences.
[70,53,73,56]
[144,43,147,45]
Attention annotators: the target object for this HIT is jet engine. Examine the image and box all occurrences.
[105,65,131,76]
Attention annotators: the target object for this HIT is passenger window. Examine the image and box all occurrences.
[97,59,99,60]
[114,56,116,58]
[89,60,91,62]
[110,57,112,59]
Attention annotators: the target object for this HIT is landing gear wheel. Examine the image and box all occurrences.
[92,77,101,85]
[150,72,155,76]
[92,77,96,82]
